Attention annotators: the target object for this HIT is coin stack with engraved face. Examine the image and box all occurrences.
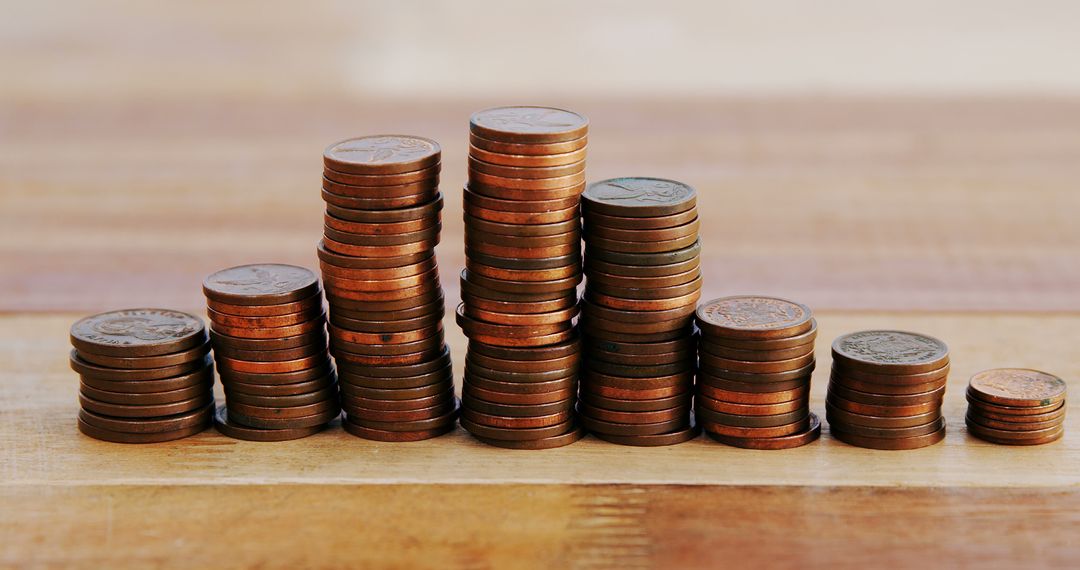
[965,368,1067,445]
[827,330,949,450]
[694,297,820,449]
[70,309,214,443]
[319,136,456,441]
[577,177,702,446]
[204,264,339,441]
[457,106,588,449]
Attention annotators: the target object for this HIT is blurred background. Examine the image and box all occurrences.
[3,0,1079,313]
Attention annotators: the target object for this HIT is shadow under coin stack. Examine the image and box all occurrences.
[70,309,214,443]
[965,368,1067,446]
[320,135,456,441]
[694,297,820,449]
[827,330,949,450]
[578,178,702,446]
[203,264,338,441]
[458,106,589,449]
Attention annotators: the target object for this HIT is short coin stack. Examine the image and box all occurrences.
[458,106,589,449]
[828,330,949,450]
[70,309,214,443]
[204,264,338,441]
[320,135,456,441]
[695,296,821,449]
[965,368,1067,445]
[578,177,702,446]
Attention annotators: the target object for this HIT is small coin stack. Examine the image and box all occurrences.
[458,106,589,449]
[320,135,456,441]
[966,368,1067,445]
[204,264,339,441]
[694,296,821,449]
[70,309,214,443]
[577,177,702,446]
[827,330,949,450]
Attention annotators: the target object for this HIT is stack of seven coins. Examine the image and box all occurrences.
[71,309,214,443]
[457,106,588,449]
[320,136,456,441]
[204,264,338,441]
[966,368,1067,445]
[578,178,702,446]
[695,296,821,449]
[827,330,949,450]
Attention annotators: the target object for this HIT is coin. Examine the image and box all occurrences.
[695,406,808,428]
[470,106,588,143]
[696,374,808,394]
[585,240,701,267]
[324,193,442,223]
[467,181,585,202]
[323,162,439,186]
[228,407,339,430]
[831,330,949,375]
[967,401,1065,423]
[707,413,822,450]
[469,132,587,155]
[341,379,453,401]
[469,144,586,167]
[699,341,813,363]
[71,309,206,357]
[824,401,940,429]
[583,207,698,230]
[324,135,440,175]
[343,420,455,442]
[212,315,326,340]
[80,392,213,419]
[965,411,1065,432]
[471,426,586,449]
[78,403,214,434]
[71,350,211,382]
[578,414,689,437]
[463,381,576,406]
[227,375,335,397]
[207,307,323,329]
[460,416,576,441]
[348,404,458,432]
[700,351,815,375]
[208,294,323,317]
[698,384,809,405]
[963,395,1063,417]
[582,178,696,217]
[218,362,332,385]
[213,406,326,441]
[76,341,211,370]
[78,364,214,394]
[696,296,813,340]
[80,381,210,407]
[584,218,700,243]
[343,388,454,412]
[77,417,210,444]
[967,368,1067,407]
[829,416,945,439]
[321,187,437,210]
[829,373,947,396]
[203,264,320,306]
[831,423,947,450]
[701,416,810,439]
[468,156,584,179]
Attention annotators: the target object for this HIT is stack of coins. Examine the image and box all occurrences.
[827,330,949,450]
[966,368,1067,446]
[320,135,456,441]
[458,106,588,449]
[203,264,339,441]
[578,177,702,446]
[70,309,214,443]
[694,296,821,449]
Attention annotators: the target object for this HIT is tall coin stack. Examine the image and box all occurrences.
[458,106,589,449]
[320,136,456,441]
[695,297,821,449]
[827,330,949,450]
[71,309,214,443]
[204,264,339,441]
[578,177,702,446]
[965,368,1067,446]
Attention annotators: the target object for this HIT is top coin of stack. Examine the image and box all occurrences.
[70,308,215,443]
[457,106,588,449]
[320,135,456,442]
[695,296,821,450]
[827,330,949,450]
[577,177,702,447]
[965,368,1067,445]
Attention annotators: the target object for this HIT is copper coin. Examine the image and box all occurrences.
[584,370,694,391]
[71,350,211,382]
[78,363,213,395]
[322,236,437,258]
[698,394,807,416]
[461,406,570,429]
[584,335,695,356]
[700,351,816,375]
[699,383,809,405]
[212,315,325,340]
[228,406,339,430]
[826,393,941,418]
[591,346,693,367]
[324,211,438,236]
[463,381,575,406]
[467,180,585,202]
[469,132,587,155]
[695,406,808,428]
[323,223,441,246]
[321,187,437,211]
[76,341,210,370]
[703,323,818,351]
[469,143,586,167]
[322,175,438,199]
[696,296,813,341]
[340,379,453,401]
[348,403,458,432]
[585,254,699,279]
[462,270,580,297]
[207,307,323,329]
[323,135,440,175]
[586,358,692,379]
[331,311,442,336]
[203,264,319,306]
[582,178,696,217]
[467,240,579,261]
[324,278,439,302]
[831,423,947,450]
[467,351,578,374]
[472,426,585,449]
[333,346,443,367]
[78,403,214,434]
[327,287,442,312]
[213,341,327,364]
[586,289,701,312]
[210,329,326,352]
[323,162,438,186]
[460,416,576,441]
[320,257,435,280]
[584,301,694,326]
[465,249,580,271]
[967,368,1067,407]
[586,240,700,267]
[592,423,700,447]
[966,421,1064,446]
[456,306,571,337]
[696,374,809,394]
[77,417,208,444]
[227,374,336,397]
[228,396,339,420]
[467,260,580,283]
[335,346,450,377]
[580,390,692,413]
[699,362,816,384]
[345,388,455,412]
[585,217,700,243]
[823,401,940,429]
[963,394,1064,417]
[470,106,588,143]
[579,313,689,335]
[330,322,441,345]
[582,325,695,344]
[464,212,580,237]
[465,227,580,249]
[465,362,574,384]
[700,341,814,363]
[579,402,690,425]
[583,207,698,230]
[226,385,337,408]
[967,400,1065,423]
[342,420,455,441]
[70,308,207,358]
[578,414,689,437]
[213,406,325,441]
[828,373,947,396]
[468,337,579,360]
[701,415,810,439]
[965,411,1064,432]
[707,413,822,450]
[349,398,457,423]
[828,381,946,407]
[831,362,951,385]
[339,364,452,390]
[208,294,323,317]
[80,392,212,419]
[586,232,698,255]
[828,415,945,439]
[465,374,576,396]
[584,383,686,400]
[80,381,210,406]
[219,363,332,385]
[588,275,703,301]
[832,330,949,375]
[469,155,584,179]
[585,267,700,290]
[330,294,443,321]
[323,193,442,223]
[462,294,577,319]
[463,395,573,418]
[332,331,443,357]
[469,169,586,191]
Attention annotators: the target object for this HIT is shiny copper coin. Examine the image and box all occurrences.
[467,351,578,374]
[698,394,808,416]
[339,364,451,390]
[965,411,1064,432]
[342,420,455,441]
[70,308,207,358]
[701,415,810,439]
[963,394,1064,417]
[469,131,587,155]
[585,218,700,243]
[585,267,700,290]
[77,417,209,443]
[831,362,950,385]
[348,403,458,432]
[578,414,690,437]
[582,177,696,217]
[227,407,339,430]
[469,143,586,167]
[582,300,695,327]
[469,169,585,191]
[579,313,689,335]
[586,232,698,254]
[465,227,579,249]
[586,289,701,312]
[696,296,813,341]
[587,239,700,267]
[700,341,814,363]
[323,222,441,247]
[465,250,580,271]
[79,364,213,395]
[227,374,336,397]
[828,381,946,407]
[323,193,442,223]
[330,310,442,335]
[707,413,821,450]
[585,254,699,279]
[469,155,584,179]
[71,350,211,382]
[696,374,809,394]
[472,425,585,449]
[333,346,443,367]
[76,341,210,370]
[703,322,818,351]
[584,383,686,400]
[321,187,435,211]
[698,362,816,384]
[207,307,322,329]
[327,287,442,312]
[829,373,947,396]
[583,207,698,230]
[465,374,576,396]
[219,363,332,385]
[331,331,443,357]
[324,279,439,302]
[80,381,210,406]
[213,406,325,441]
[827,393,941,418]
[225,385,337,408]
[967,368,1067,407]
[330,322,441,345]
[211,315,325,340]
[967,400,1065,423]
[470,106,588,143]
[463,381,575,406]
[467,260,579,283]
[829,415,945,440]
[464,214,579,239]
[579,402,690,425]
[322,174,437,199]
[345,388,454,412]
[695,406,808,428]
[330,294,443,321]
[323,135,440,175]
[462,268,580,296]
[320,257,434,281]
[460,416,576,441]
[78,403,214,434]
[228,397,338,420]
[463,395,573,418]
[467,181,585,202]
[208,294,322,317]
[832,330,949,375]
[700,351,815,375]
[463,294,577,319]
[966,421,1063,446]
[592,423,700,447]
[699,383,809,405]
[831,423,947,450]
[467,240,579,261]
[581,390,692,413]
[336,346,450,377]
[586,358,691,379]
[456,305,571,337]
[324,211,438,236]
[80,392,212,419]
[584,335,695,356]
[591,346,693,367]
[203,264,319,306]
[823,401,940,429]
[340,379,453,401]
[322,236,437,258]
[323,162,438,186]
[588,275,703,301]
[585,370,694,391]
[461,407,570,429]
[465,362,574,385]
[468,337,579,360]
[210,329,326,353]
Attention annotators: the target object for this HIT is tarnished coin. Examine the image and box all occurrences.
[77,416,209,444]
[214,405,326,441]
[696,296,813,340]
[967,368,1067,407]
[204,264,320,306]
[832,330,949,375]
[323,193,443,224]
[469,144,586,167]
[578,414,690,437]
[80,381,210,407]
[707,413,822,450]
[78,403,214,434]
[79,364,214,395]
[80,392,213,419]
[824,401,940,429]
[468,155,584,179]
[830,423,946,450]
[323,163,439,187]
[584,207,698,230]
[71,350,211,382]
[321,187,436,210]
[76,340,210,370]
[460,416,575,441]
[583,177,696,218]
[830,416,945,440]
[585,240,700,267]
[343,419,455,442]
[470,106,588,143]
[323,135,440,175]
[71,309,206,357]
[471,426,586,450]
[208,294,323,318]
[469,132,587,155]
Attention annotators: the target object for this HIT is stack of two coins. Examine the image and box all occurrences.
[320,136,455,441]
[966,368,1067,445]
[204,265,339,441]
[578,178,703,446]
[827,331,949,450]
[70,309,214,443]
[695,297,821,449]
[458,106,589,449]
